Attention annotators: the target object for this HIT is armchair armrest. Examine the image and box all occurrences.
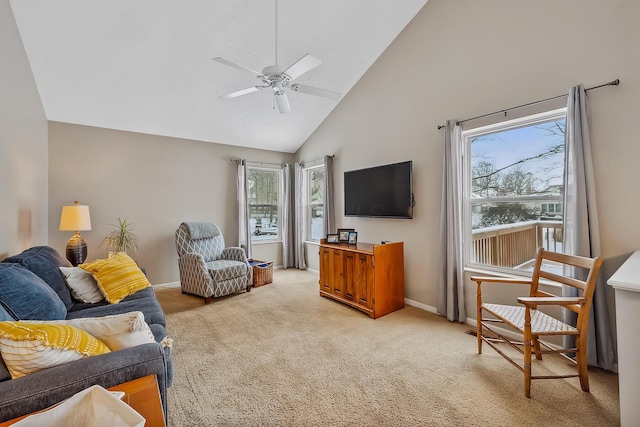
[0,343,168,422]
[179,253,208,275]
[178,253,214,297]
[471,276,533,286]
[517,296,585,307]
[221,247,248,263]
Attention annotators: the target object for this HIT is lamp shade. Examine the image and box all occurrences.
[59,202,92,231]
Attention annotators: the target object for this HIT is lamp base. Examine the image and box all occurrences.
[66,231,87,266]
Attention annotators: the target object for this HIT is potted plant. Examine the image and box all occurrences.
[100,217,139,257]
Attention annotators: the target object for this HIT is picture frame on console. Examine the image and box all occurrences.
[348,231,358,245]
[338,228,354,243]
[326,234,339,244]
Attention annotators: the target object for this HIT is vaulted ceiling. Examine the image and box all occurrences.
[10,1,427,153]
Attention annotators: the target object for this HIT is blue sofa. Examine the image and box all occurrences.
[0,246,173,422]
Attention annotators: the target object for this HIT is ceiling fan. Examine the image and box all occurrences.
[212,0,341,114]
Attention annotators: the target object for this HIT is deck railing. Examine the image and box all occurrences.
[471,220,563,268]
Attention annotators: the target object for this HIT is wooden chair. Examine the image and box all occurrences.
[471,248,602,397]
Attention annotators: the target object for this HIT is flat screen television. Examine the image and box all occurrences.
[344,161,414,219]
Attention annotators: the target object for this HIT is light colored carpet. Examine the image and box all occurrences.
[156,269,619,427]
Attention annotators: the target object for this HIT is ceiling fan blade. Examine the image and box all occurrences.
[212,57,264,78]
[282,54,321,80]
[275,91,291,114]
[291,84,341,101]
[220,87,262,99]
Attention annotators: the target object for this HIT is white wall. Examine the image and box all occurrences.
[48,122,294,285]
[0,2,48,259]
[296,0,640,327]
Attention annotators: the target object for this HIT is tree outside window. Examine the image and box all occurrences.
[307,166,324,241]
[465,109,566,270]
[247,168,281,241]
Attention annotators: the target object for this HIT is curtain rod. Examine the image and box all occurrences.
[303,154,334,167]
[437,78,620,130]
[231,154,335,168]
[230,159,283,167]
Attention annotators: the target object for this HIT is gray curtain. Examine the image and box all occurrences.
[237,159,252,259]
[323,155,335,235]
[438,120,466,322]
[294,163,306,269]
[282,163,306,269]
[562,84,615,370]
[282,164,294,268]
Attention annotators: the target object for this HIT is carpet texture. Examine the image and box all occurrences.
[156,269,619,426]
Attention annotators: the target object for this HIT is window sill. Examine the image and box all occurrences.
[304,240,320,246]
[251,240,282,245]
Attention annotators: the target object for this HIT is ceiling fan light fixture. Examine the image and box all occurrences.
[275,91,291,114]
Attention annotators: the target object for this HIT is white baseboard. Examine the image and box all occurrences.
[404,298,438,314]
[152,281,180,289]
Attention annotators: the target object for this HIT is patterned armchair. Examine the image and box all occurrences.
[175,222,252,304]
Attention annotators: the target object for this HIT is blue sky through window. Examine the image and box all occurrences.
[471,118,566,195]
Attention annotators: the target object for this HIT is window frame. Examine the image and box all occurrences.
[462,107,567,275]
[247,166,283,243]
[304,164,325,242]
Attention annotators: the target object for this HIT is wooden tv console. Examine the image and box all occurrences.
[319,239,404,319]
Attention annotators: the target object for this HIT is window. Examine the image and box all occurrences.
[464,108,566,271]
[247,167,282,241]
[305,165,324,241]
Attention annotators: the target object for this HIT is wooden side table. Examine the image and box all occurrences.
[0,375,165,426]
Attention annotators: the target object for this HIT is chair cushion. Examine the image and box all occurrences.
[207,260,248,282]
[175,222,225,261]
[184,222,220,239]
[2,246,74,310]
[0,264,67,321]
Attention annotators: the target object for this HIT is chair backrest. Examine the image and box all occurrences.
[175,222,225,262]
[530,248,602,328]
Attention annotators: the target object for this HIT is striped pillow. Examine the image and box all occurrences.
[0,321,110,379]
[79,253,151,304]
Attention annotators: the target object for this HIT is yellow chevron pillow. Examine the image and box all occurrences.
[0,321,110,379]
[79,253,151,304]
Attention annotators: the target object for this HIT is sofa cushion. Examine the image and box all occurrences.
[2,246,74,310]
[0,264,67,321]
[67,288,166,327]
[59,267,104,304]
[0,357,9,383]
[79,254,151,304]
[0,321,110,379]
[0,305,13,322]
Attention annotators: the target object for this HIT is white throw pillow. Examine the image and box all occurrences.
[60,311,156,351]
[59,266,104,304]
[19,312,161,352]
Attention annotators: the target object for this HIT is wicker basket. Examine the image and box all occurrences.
[249,259,273,287]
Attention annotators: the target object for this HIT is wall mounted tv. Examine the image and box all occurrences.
[344,160,414,219]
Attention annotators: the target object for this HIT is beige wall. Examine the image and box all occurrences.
[0,2,48,259]
[48,122,294,285]
[296,0,640,321]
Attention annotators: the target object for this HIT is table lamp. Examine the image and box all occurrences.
[59,201,92,266]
